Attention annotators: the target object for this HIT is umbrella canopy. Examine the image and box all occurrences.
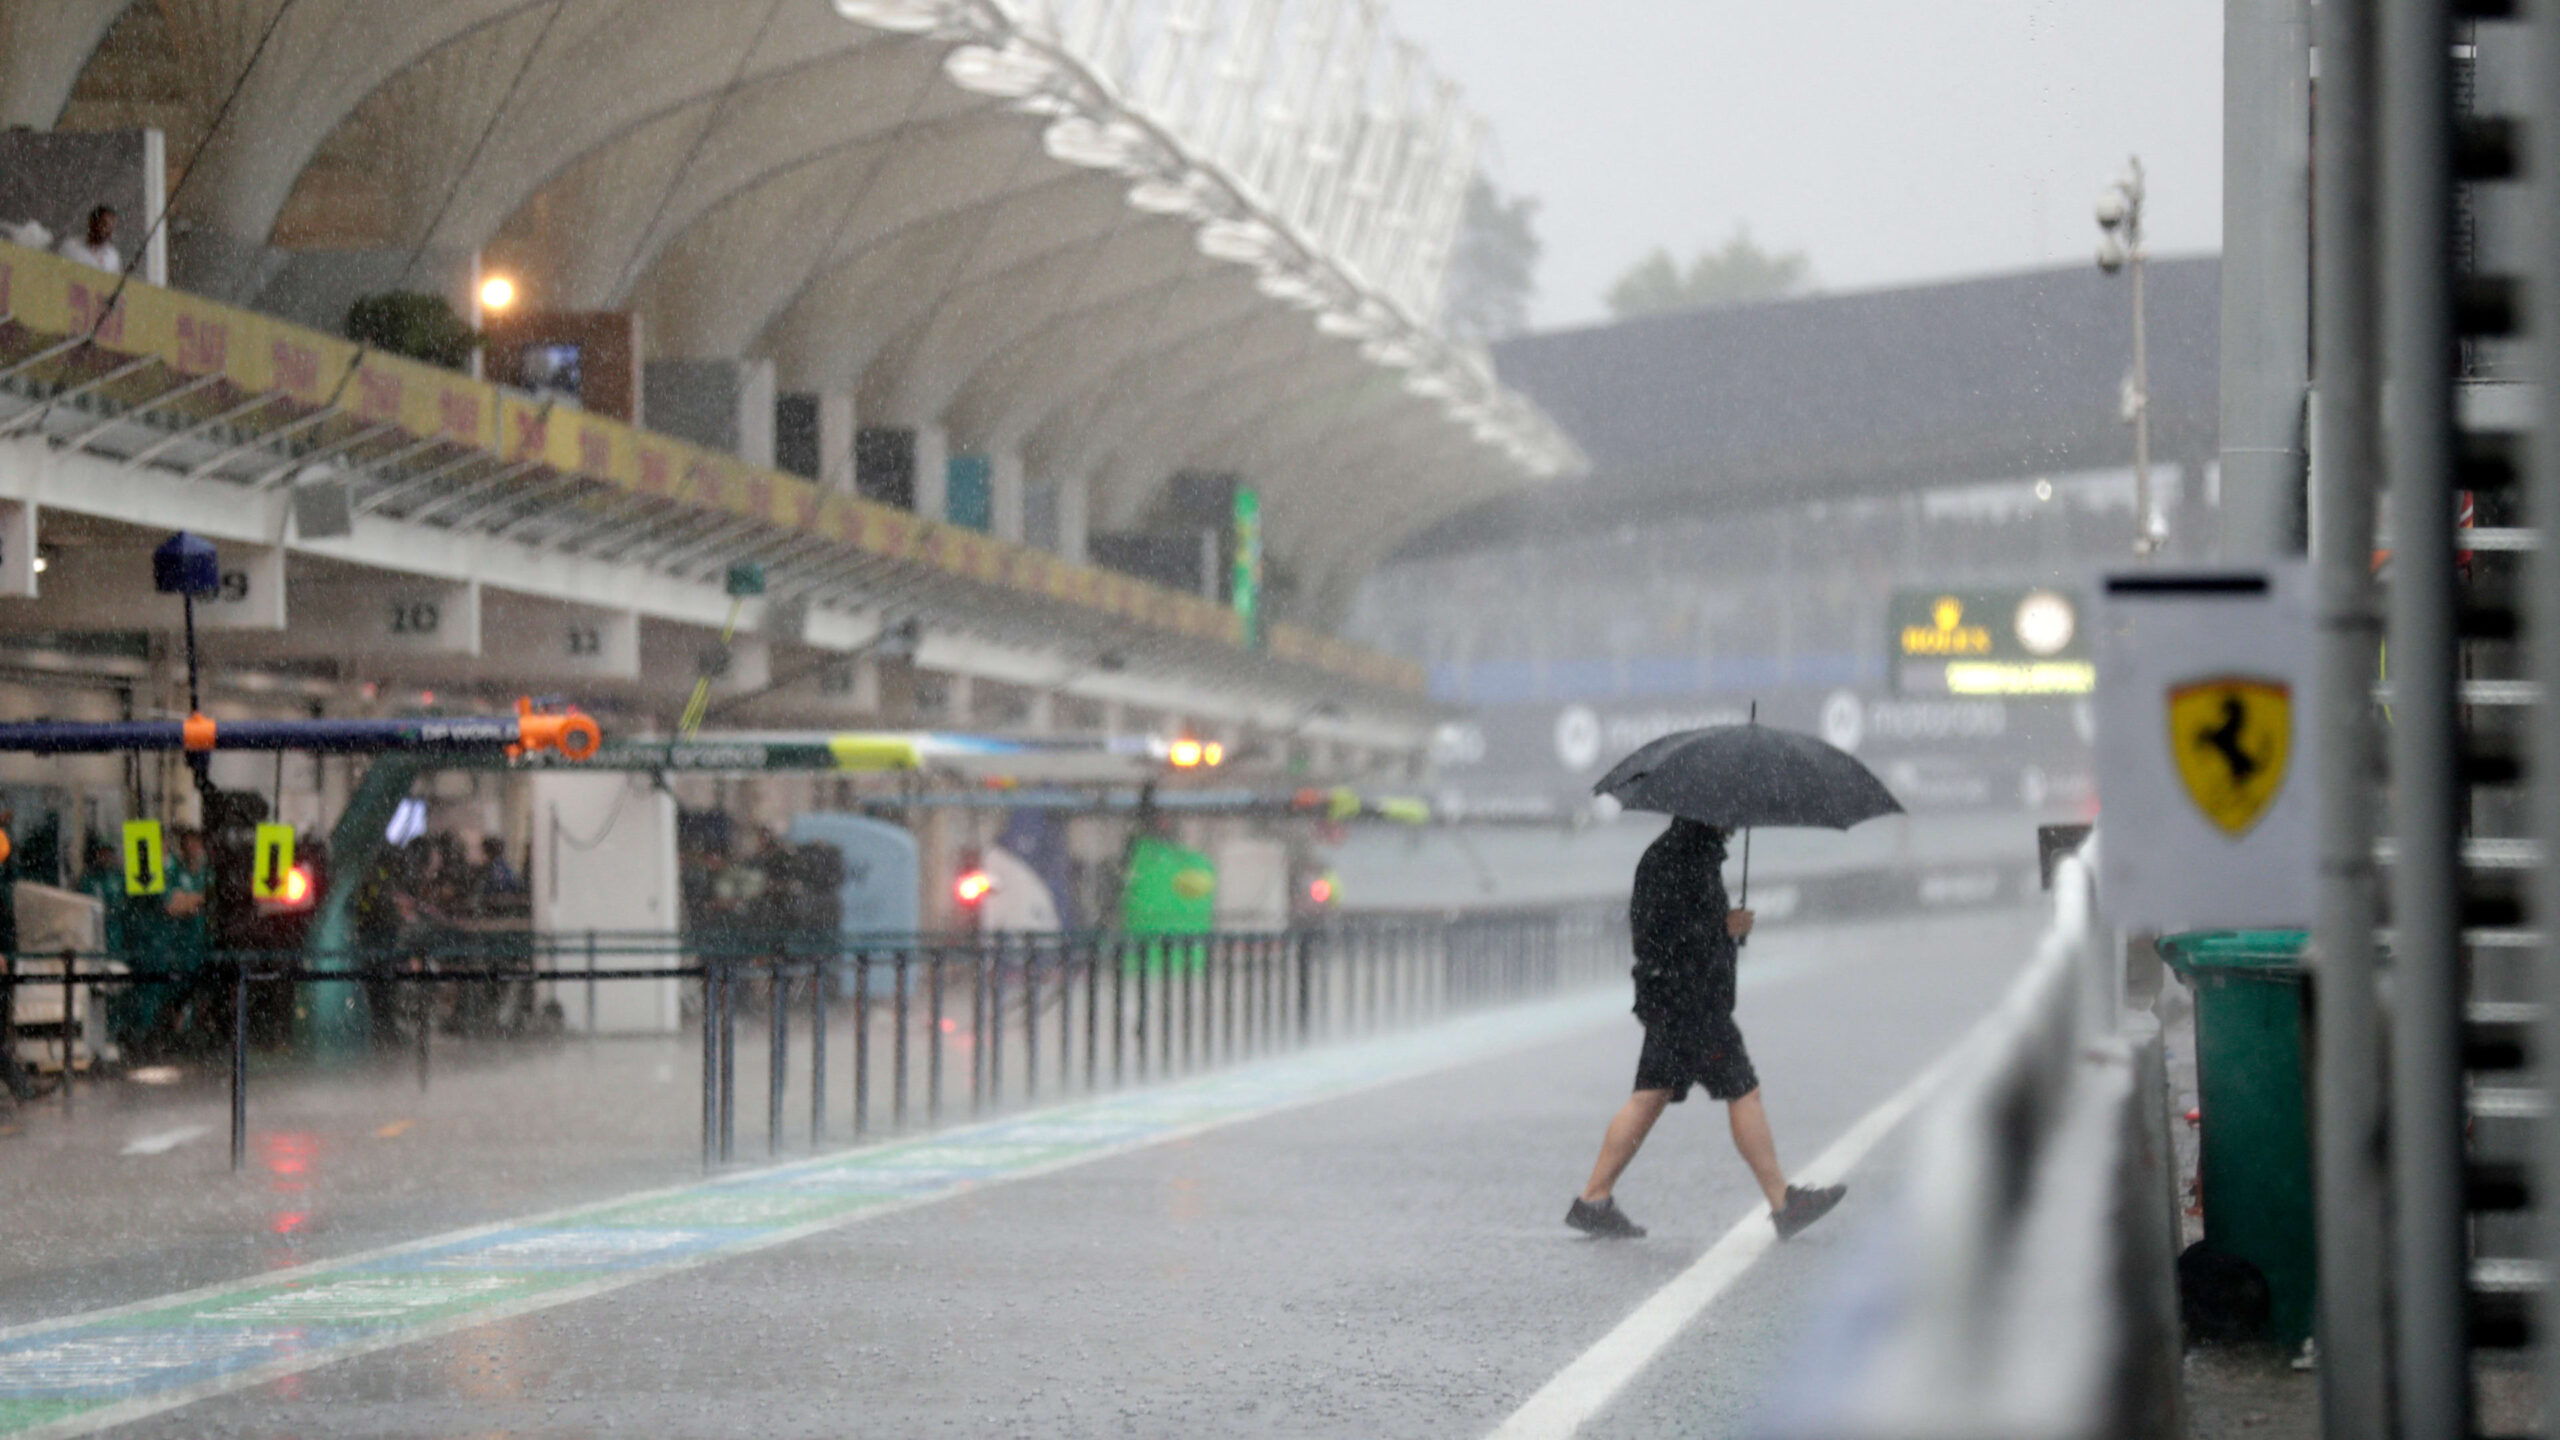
[1591,723,1903,830]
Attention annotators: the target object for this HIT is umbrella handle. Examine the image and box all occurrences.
[1737,825,1751,948]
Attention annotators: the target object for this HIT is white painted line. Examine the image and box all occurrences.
[1483,1041,1971,1440]
[118,1124,211,1157]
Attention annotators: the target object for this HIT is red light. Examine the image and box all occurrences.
[257,862,316,914]
[954,869,994,906]
[1309,877,1334,905]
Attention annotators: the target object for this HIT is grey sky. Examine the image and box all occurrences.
[1388,0,2225,330]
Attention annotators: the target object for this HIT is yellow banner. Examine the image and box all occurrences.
[0,241,1421,693]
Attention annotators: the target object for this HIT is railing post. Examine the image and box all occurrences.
[584,929,598,1037]
[1297,928,1313,1043]
[1228,932,1249,1055]
[414,962,429,1094]
[700,957,719,1171]
[718,955,736,1163]
[1081,936,1099,1091]
[768,960,787,1155]
[928,948,945,1125]
[60,952,76,1115]
[853,951,872,1138]
[0,950,15,1102]
[810,951,829,1146]
[1114,936,1129,1086]
[990,937,1006,1108]
[969,942,986,1114]
[1008,932,1029,1096]
[230,960,249,1173]
[893,950,911,1129]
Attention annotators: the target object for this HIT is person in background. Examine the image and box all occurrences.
[473,837,523,905]
[73,840,136,1046]
[1566,819,1847,1243]
[55,206,118,273]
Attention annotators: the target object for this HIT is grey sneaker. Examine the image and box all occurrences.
[1566,1196,1646,1239]
[1772,1184,1846,1241]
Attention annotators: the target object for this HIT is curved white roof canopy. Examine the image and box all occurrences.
[44,0,1582,612]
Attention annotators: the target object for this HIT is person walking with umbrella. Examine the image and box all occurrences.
[1564,715,1900,1242]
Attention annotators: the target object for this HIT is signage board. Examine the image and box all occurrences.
[2094,564,2317,929]
[1888,587,2093,696]
[1426,685,2095,821]
[122,819,165,897]
[1232,487,1263,648]
[252,823,295,901]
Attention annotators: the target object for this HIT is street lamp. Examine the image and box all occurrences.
[2095,157,2160,557]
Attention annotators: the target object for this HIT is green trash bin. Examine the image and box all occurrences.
[2158,930,2316,1347]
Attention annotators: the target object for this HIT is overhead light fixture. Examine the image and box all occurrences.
[478,274,518,314]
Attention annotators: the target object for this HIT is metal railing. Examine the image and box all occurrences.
[1763,841,2182,1440]
[1,906,1627,1174]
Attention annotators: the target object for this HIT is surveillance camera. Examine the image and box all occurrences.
[2097,239,2127,274]
[2095,192,2127,229]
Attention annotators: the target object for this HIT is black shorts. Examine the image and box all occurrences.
[1634,1012,1759,1103]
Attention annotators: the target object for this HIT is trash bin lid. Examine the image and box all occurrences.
[2157,929,2309,978]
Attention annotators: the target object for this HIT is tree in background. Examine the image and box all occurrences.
[1604,225,1815,318]
[1440,178,1542,345]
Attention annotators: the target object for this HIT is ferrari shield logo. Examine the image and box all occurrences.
[2168,677,2293,836]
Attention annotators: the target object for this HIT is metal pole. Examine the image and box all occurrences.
[584,930,598,1037]
[2382,0,2470,1429]
[989,940,1006,1107]
[2529,0,2560,1415]
[810,955,828,1146]
[719,958,736,1162]
[1297,929,1313,1043]
[59,956,74,1116]
[893,952,910,1128]
[768,963,786,1156]
[2130,196,2155,553]
[701,963,718,1170]
[2311,0,2392,1422]
[230,962,248,1172]
[1024,937,1040,1103]
[928,951,943,1124]
[2220,0,2315,557]
[415,970,430,1094]
[854,953,872,1138]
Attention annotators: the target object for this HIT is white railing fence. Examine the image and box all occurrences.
[1761,839,2184,1440]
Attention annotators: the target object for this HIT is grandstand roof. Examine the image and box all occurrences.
[8,0,1579,614]
[1404,257,2222,554]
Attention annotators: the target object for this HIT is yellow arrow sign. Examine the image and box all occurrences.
[252,822,296,901]
[122,819,166,896]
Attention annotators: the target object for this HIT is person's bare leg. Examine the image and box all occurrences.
[1581,1089,1673,1202]
[1726,1089,1792,1211]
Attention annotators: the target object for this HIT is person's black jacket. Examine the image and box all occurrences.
[1629,820,1737,1027]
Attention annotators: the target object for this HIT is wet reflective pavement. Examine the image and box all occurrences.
[1,908,2042,1438]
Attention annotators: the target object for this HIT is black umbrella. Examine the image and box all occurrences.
[1591,705,1902,903]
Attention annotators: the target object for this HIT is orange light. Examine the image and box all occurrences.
[1202,741,1225,767]
[1308,877,1334,905]
[478,274,518,313]
[954,869,995,906]
[280,864,312,907]
[1168,738,1204,768]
